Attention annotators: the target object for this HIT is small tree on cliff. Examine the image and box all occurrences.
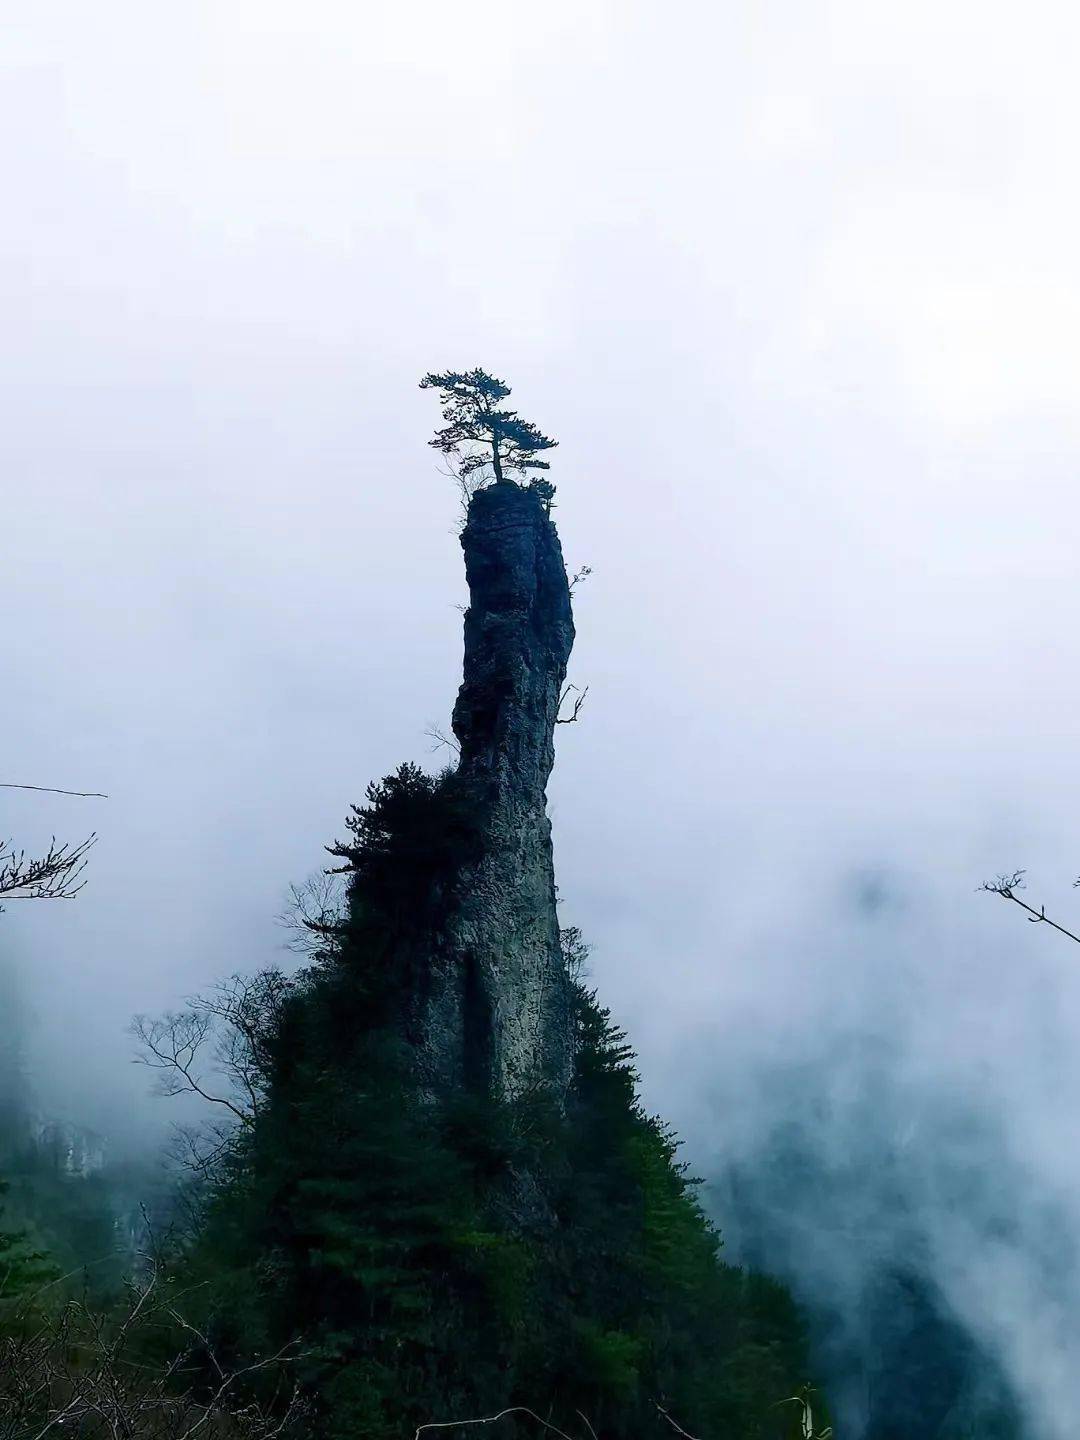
[420,368,557,491]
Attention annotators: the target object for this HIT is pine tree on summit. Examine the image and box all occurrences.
[420,368,557,488]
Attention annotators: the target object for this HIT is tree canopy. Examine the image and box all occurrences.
[420,369,557,488]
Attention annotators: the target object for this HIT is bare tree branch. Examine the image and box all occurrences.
[415,1408,584,1440]
[276,873,344,957]
[131,1012,251,1127]
[559,926,591,982]
[555,684,589,726]
[655,1404,703,1440]
[424,722,461,759]
[0,835,97,901]
[574,1412,599,1440]
[981,870,1080,947]
[1,1264,307,1440]
[772,1388,832,1440]
[131,971,292,1145]
[0,784,107,798]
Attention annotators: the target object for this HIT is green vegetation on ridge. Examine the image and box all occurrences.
[169,763,817,1440]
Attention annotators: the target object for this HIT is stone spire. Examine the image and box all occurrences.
[416,481,575,1099]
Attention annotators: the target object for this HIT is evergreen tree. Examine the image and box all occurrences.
[420,370,557,488]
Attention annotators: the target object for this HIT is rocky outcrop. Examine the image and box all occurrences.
[415,481,576,1099]
[32,1117,107,1178]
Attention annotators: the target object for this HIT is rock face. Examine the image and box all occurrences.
[32,1117,107,1178]
[416,481,576,1099]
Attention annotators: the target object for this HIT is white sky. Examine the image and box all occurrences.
[6,4,1080,1431]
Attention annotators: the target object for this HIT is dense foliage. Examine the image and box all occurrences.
[171,764,817,1440]
[0,1179,55,1318]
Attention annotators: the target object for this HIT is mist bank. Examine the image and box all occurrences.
[650,866,1080,1440]
[9,804,1080,1440]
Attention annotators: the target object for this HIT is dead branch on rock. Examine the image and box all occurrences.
[424,722,461,758]
[555,684,589,725]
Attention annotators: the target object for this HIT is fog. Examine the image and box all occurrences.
[5,1,1080,1432]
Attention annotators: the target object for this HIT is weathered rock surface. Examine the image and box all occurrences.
[415,481,575,1099]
